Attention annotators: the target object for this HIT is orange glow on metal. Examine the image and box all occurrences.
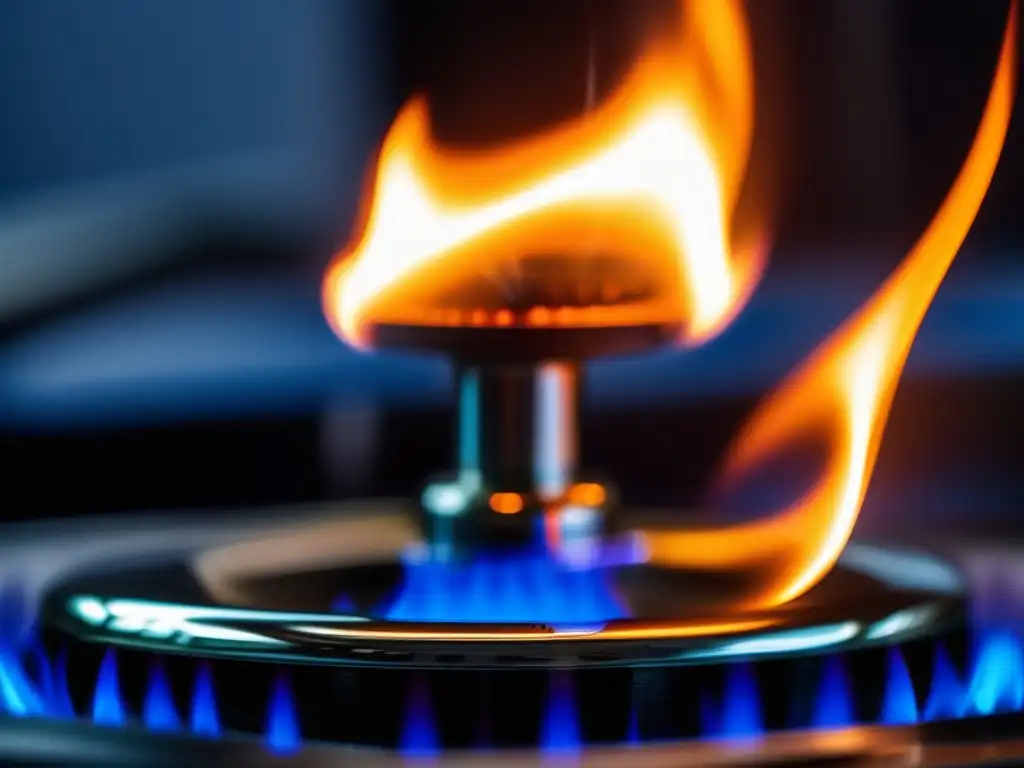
[293,617,779,643]
[323,0,765,348]
[568,482,607,507]
[641,4,1017,611]
[490,492,525,515]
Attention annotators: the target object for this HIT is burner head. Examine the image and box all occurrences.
[331,247,681,553]
[25,504,975,752]
[355,252,683,362]
[40,505,964,669]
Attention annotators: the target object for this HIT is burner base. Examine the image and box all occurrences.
[40,502,964,670]
[15,503,993,752]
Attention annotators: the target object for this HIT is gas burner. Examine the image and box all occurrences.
[3,0,1019,764]
[9,269,974,758]
[33,208,968,698]
[12,304,972,756]
[3,514,1024,761]
[39,508,962,670]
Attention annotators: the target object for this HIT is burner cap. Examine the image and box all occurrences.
[347,251,687,362]
[367,321,680,363]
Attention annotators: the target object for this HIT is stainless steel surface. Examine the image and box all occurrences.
[421,362,584,548]
[34,504,961,667]
[456,362,579,499]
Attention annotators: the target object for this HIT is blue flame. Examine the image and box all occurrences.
[190,663,220,737]
[881,648,918,724]
[144,660,180,731]
[22,643,55,708]
[366,553,626,624]
[541,672,581,755]
[968,630,1024,715]
[813,655,854,729]
[924,643,966,721]
[266,673,301,755]
[401,676,439,758]
[92,650,126,727]
[0,649,45,718]
[51,649,75,718]
[626,705,640,745]
[0,584,46,718]
[5,570,1024,754]
[720,664,763,739]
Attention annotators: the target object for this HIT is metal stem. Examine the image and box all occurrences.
[457,362,580,501]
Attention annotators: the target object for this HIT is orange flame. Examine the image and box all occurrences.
[323,0,765,348]
[642,3,1017,610]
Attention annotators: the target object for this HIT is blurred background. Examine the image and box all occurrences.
[0,0,1020,532]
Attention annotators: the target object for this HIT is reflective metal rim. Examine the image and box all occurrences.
[43,533,965,669]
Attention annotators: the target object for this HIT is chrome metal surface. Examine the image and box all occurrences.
[420,362,585,550]
[38,503,962,669]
